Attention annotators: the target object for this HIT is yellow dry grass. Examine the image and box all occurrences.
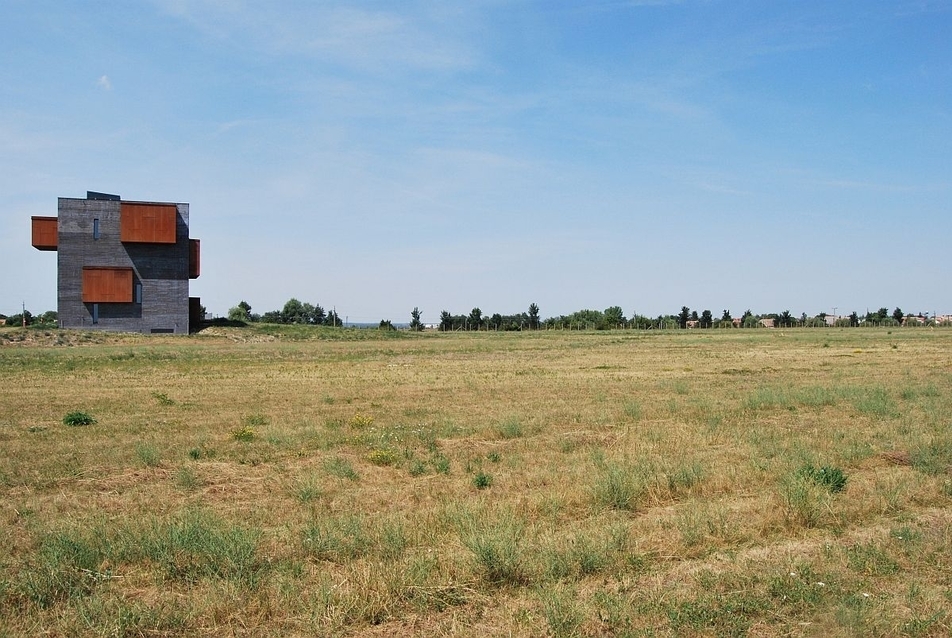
[1,325,951,636]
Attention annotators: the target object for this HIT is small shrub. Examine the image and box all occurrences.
[368,448,397,466]
[350,412,374,428]
[487,451,501,463]
[473,471,493,489]
[408,459,428,476]
[188,447,203,460]
[232,426,255,442]
[798,464,848,493]
[63,411,96,427]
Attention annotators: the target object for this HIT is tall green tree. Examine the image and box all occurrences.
[528,303,540,330]
[308,303,326,325]
[282,298,307,324]
[439,310,453,332]
[678,306,690,329]
[604,306,626,328]
[410,307,423,331]
[468,307,483,331]
[227,306,249,322]
[892,307,904,324]
[700,309,713,328]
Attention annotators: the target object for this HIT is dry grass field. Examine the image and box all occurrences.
[1,325,951,636]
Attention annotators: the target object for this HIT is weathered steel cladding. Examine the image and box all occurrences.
[31,216,58,250]
[57,197,191,333]
[81,267,133,302]
[120,203,178,243]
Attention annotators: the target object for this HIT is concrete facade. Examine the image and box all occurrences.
[33,192,200,334]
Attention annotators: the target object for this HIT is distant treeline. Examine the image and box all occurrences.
[4,302,948,331]
[221,300,951,331]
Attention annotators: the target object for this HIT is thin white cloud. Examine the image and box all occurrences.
[150,1,478,74]
[97,75,112,91]
[811,178,946,194]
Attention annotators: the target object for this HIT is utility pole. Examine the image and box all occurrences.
[22,301,26,328]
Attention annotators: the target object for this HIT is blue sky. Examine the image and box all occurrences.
[3,0,950,322]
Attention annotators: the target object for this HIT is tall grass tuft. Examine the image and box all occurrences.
[539,585,584,637]
[142,509,265,586]
[495,416,524,439]
[592,457,645,511]
[457,509,529,586]
[303,514,372,562]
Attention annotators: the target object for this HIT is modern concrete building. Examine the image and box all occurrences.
[31,191,201,333]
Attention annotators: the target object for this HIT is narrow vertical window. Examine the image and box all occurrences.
[135,282,142,304]
[93,218,100,239]
[92,303,99,324]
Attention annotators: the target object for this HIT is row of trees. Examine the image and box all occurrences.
[227,300,342,326]
[3,301,947,332]
[672,306,930,329]
[222,300,946,331]
[437,304,541,331]
[0,310,57,328]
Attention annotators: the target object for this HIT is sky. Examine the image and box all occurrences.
[2,0,950,323]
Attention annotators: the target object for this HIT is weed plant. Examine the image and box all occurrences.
[62,411,95,426]
[798,464,848,493]
[324,456,359,481]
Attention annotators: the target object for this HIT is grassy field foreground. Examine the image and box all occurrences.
[1,326,951,636]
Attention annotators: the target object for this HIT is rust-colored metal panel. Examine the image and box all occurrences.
[120,203,177,243]
[189,239,201,279]
[31,216,58,250]
[82,267,133,303]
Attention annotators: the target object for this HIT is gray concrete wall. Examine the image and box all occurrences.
[57,198,192,333]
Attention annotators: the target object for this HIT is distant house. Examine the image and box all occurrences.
[31,191,201,333]
[732,317,743,328]
[0,314,6,326]
[685,320,699,329]
[759,318,775,329]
